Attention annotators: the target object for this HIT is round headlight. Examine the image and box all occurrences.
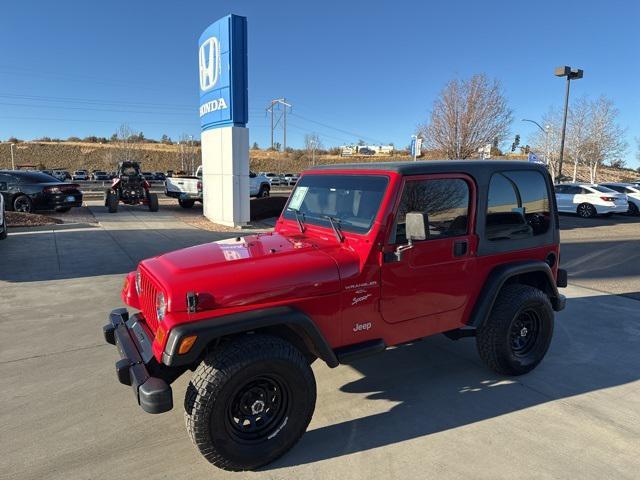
[156,292,166,321]
[135,270,142,295]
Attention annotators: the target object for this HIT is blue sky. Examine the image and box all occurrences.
[1,0,638,167]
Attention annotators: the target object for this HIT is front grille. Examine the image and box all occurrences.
[139,270,160,332]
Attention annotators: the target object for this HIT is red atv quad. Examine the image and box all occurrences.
[105,161,159,213]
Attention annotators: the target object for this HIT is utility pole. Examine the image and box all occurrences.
[266,98,292,151]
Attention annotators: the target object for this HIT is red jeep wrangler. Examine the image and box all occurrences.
[103,161,567,471]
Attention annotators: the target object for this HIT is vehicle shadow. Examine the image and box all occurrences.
[559,211,640,230]
[268,292,640,469]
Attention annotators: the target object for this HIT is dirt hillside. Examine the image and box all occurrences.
[1,141,637,183]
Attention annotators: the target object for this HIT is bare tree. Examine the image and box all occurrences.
[567,97,591,182]
[529,108,563,180]
[304,133,322,166]
[585,96,626,182]
[177,134,198,174]
[565,96,627,182]
[419,74,513,159]
[111,123,141,163]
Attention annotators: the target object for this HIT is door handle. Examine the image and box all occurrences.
[453,240,468,257]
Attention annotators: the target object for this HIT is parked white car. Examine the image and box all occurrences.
[0,192,6,240]
[260,172,283,186]
[282,173,299,186]
[72,170,89,181]
[555,183,628,217]
[165,167,271,208]
[600,183,640,216]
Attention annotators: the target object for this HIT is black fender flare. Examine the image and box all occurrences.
[162,306,339,368]
[467,260,565,328]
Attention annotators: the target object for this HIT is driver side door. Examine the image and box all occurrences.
[380,175,477,331]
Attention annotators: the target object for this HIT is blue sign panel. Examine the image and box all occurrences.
[199,15,248,131]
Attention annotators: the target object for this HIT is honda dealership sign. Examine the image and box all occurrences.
[198,15,248,131]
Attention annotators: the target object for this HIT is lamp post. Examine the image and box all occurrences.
[554,66,583,181]
[410,135,417,161]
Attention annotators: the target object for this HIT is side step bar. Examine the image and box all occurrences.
[336,339,386,364]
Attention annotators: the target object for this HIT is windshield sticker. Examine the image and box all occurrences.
[288,186,308,211]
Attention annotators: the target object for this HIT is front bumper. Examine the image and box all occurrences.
[103,308,173,414]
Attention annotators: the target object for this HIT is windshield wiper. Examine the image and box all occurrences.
[322,215,344,242]
[289,208,306,233]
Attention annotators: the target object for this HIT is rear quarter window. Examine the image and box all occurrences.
[486,170,550,241]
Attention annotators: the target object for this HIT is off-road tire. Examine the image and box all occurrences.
[628,202,639,216]
[577,202,596,218]
[0,219,6,240]
[257,184,270,198]
[103,189,111,207]
[184,334,316,471]
[476,284,554,376]
[148,193,159,212]
[13,195,33,213]
[107,191,118,213]
[178,198,195,209]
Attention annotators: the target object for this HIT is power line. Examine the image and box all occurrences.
[0,115,197,127]
[289,111,386,145]
[0,101,194,116]
[0,93,195,111]
[266,98,292,150]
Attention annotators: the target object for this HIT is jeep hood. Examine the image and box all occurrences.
[141,232,342,311]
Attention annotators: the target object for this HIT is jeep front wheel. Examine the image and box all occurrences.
[476,284,554,376]
[184,334,316,471]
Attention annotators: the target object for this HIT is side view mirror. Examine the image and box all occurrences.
[395,211,429,261]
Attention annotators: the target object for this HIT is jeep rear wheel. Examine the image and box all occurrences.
[107,191,118,213]
[476,284,554,376]
[147,193,159,212]
[184,334,316,471]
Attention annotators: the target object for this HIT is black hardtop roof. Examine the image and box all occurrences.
[311,160,547,176]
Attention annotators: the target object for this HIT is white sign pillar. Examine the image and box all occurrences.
[198,15,250,228]
[201,126,250,227]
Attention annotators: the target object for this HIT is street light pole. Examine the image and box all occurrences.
[10,143,15,169]
[411,134,417,161]
[554,66,583,181]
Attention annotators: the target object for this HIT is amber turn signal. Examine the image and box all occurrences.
[178,335,197,354]
[155,326,166,345]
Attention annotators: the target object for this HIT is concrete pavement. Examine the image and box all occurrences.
[1,206,639,479]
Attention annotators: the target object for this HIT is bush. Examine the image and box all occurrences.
[7,137,22,143]
[67,136,82,142]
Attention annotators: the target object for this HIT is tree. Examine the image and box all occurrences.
[251,142,260,150]
[304,133,322,166]
[112,123,141,162]
[565,96,626,182]
[161,134,172,145]
[418,74,513,159]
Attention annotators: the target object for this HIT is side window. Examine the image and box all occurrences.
[554,185,565,194]
[392,178,470,244]
[486,170,550,241]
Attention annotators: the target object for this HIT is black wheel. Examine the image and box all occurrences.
[476,284,554,376]
[103,189,111,207]
[0,218,6,240]
[148,193,159,212]
[178,198,195,209]
[13,195,33,213]
[107,191,118,213]
[184,334,316,471]
[628,202,639,216]
[257,184,270,198]
[577,202,596,218]
[55,207,71,213]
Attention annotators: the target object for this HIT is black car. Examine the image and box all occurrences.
[0,170,83,213]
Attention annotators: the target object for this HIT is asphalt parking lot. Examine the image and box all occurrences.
[1,207,639,479]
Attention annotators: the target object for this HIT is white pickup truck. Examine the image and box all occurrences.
[165,166,272,208]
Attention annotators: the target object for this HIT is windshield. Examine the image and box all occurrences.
[283,174,388,234]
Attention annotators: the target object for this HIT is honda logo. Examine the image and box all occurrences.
[199,36,220,91]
